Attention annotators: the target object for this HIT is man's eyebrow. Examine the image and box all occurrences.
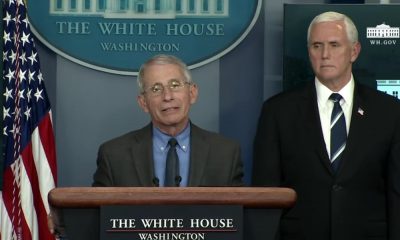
[310,41,323,45]
[328,40,340,44]
[310,40,340,45]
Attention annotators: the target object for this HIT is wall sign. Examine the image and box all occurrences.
[28,0,262,75]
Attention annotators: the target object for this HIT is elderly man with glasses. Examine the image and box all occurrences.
[92,54,244,187]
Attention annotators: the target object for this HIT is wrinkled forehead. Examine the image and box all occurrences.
[142,63,186,86]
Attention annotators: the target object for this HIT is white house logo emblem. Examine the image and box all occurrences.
[28,0,262,75]
[50,0,229,18]
[367,22,399,46]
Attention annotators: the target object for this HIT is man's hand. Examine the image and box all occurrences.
[47,209,67,239]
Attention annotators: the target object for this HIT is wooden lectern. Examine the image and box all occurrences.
[49,187,296,240]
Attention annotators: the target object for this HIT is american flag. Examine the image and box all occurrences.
[1,0,57,239]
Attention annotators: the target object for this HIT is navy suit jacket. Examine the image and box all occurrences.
[93,123,244,187]
[253,82,400,240]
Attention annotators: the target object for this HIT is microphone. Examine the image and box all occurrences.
[152,177,160,187]
[175,176,182,187]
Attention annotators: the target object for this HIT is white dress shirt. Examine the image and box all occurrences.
[315,76,354,157]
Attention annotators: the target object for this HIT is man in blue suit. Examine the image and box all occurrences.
[253,11,400,240]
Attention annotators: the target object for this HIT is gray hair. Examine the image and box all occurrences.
[137,54,193,93]
[307,11,358,45]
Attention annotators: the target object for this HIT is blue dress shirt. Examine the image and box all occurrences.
[152,124,190,187]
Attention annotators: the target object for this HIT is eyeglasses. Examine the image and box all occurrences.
[143,79,190,97]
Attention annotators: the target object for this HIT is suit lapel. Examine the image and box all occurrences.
[300,84,333,174]
[188,124,209,186]
[130,124,155,186]
[335,83,367,177]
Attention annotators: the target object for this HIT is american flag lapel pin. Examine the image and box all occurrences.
[358,107,364,116]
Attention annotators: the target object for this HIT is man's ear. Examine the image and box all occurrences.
[137,95,149,113]
[189,84,199,105]
[350,41,361,63]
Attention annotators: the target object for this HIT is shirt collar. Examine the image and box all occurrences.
[315,74,355,107]
[153,123,191,152]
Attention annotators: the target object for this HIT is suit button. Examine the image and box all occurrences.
[332,184,343,191]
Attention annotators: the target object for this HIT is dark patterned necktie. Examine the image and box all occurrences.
[165,138,180,186]
[329,93,347,173]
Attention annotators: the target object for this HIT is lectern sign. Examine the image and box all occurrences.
[27,0,262,75]
[100,205,243,240]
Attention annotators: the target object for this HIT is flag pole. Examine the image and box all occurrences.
[0,0,5,192]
